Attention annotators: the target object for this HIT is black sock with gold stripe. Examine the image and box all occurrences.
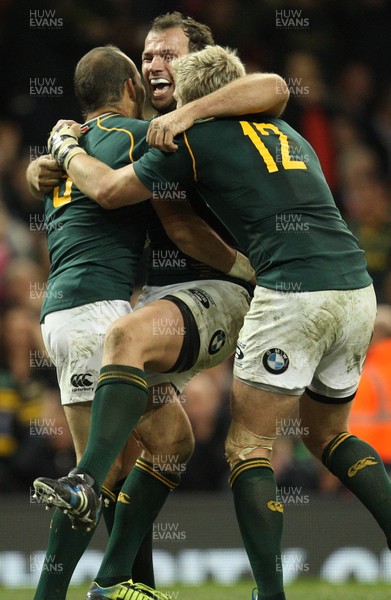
[102,480,155,587]
[230,459,286,600]
[78,365,148,488]
[322,432,391,547]
[95,457,180,587]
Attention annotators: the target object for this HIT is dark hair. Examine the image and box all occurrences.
[150,11,214,52]
[74,45,137,117]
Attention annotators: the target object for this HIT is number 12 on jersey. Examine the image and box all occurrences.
[240,121,307,173]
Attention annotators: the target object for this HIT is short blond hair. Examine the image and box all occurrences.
[173,45,246,105]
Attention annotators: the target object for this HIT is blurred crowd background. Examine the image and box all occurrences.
[1,0,391,498]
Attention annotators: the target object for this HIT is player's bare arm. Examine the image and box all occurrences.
[70,155,148,209]
[70,155,150,208]
[26,155,65,199]
[152,198,254,280]
[147,73,289,151]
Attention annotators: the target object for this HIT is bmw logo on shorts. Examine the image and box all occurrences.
[262,348,289,374]
[208,329,226,355]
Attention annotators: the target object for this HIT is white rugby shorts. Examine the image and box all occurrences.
[234,284,376,400]
[41,300,131,405]
[135,279,251,392]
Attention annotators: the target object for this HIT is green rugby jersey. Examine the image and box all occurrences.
[134,115,372,291]
[41,114,149,321]
[145,197,251,291]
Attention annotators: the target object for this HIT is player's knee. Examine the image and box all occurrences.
[175,427,195,464]
[142,423,195,466]
[301,431,334,460]
[105,318,134,354]
[225,419,276,469]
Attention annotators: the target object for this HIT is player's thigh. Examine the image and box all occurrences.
[232,377,298,437]
[103,299,185,371]
[226,378,298,465]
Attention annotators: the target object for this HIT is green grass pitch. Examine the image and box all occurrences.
[1,581,390,600]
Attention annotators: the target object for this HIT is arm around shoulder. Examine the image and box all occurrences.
[66,155,151,209]
[189,72,290,119]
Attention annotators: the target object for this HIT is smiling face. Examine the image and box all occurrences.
[141,27,190,114]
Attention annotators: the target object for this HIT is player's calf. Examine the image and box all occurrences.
[136,393,195,474]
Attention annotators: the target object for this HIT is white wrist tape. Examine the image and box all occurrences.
[227,251,255,282]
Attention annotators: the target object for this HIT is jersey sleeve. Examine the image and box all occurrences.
[133,137,195,193]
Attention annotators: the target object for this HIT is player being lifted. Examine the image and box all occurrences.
[37,45,391,600]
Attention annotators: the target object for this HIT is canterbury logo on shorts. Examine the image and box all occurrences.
[70,373,93,388]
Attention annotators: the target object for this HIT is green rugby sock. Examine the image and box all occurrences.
[102,480,155,587]
[230,459,286,600]
[131,526,155,588]
[95,458,180,587]
[33,508,95,600]
[322,433,391,546]
[78,365,148,488]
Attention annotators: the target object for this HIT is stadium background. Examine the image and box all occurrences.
[1,0,391,593]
